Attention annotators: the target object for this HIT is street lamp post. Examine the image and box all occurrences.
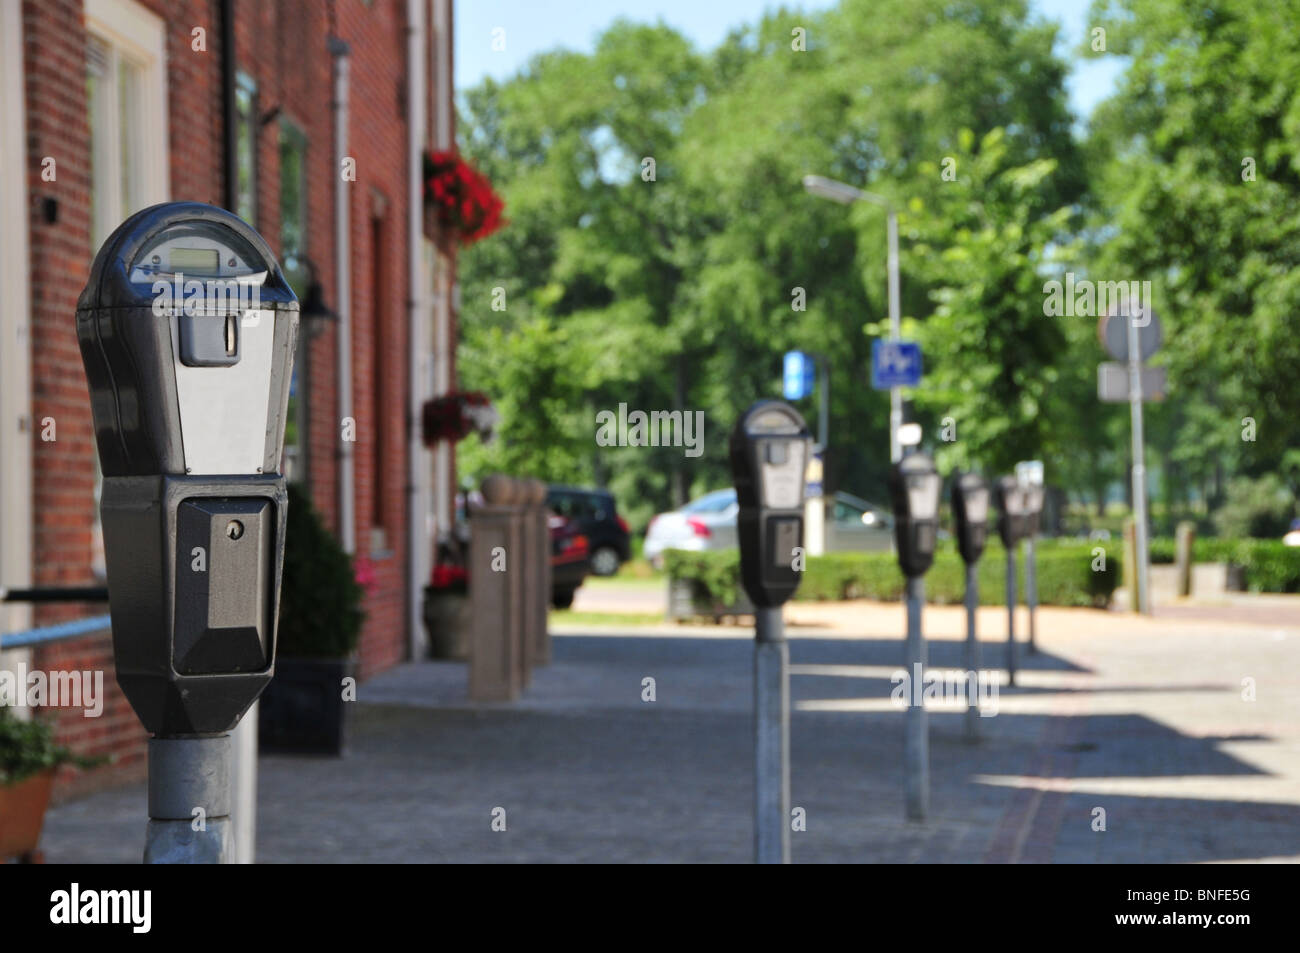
[803,174,903,463]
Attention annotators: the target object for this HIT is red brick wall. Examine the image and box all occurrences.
[17,0,439,797]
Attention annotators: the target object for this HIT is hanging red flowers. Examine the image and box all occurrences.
[422,150,505,246]
[421,391,498,446]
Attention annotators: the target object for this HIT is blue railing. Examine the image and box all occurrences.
[0,614,112,649]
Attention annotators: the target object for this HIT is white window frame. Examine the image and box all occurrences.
[85,0,169,241]
[0,0,33,651]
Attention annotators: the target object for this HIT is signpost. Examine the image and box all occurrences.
[871,339,922,390]
[1097,307,1164,615]
[785,350,828,555]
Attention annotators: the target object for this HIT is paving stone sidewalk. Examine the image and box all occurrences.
[40,601,1300,863]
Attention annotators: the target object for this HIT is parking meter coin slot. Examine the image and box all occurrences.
[769,517,801,574]
[174,498,273,675]
[179,312,241,367]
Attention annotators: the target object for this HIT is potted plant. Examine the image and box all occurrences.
[259,484,365,756]
[0,709,98,863]
[423,563,472,660]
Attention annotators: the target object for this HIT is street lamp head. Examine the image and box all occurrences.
[802,174,867,206]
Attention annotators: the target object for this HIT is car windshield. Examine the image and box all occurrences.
[682,490,736,514]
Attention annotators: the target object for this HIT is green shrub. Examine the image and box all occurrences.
[1214,474,1295,539]
[665,540,1120,609]
[278,483,366,658]
[0,709,102,785]
[1230,541,1300,593]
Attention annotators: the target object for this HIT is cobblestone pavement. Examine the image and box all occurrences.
[40,601,1300,863]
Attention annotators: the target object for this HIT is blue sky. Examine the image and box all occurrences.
[454,0,1126,121]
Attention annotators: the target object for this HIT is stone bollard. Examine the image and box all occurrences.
[1175,520,1195,598]
[469,475,525,701]
[1122,517,1138,613]
[521,479,552,668]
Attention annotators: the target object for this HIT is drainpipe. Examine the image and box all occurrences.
[331,35,356,555]
[406,0,428,658]
[221,0,237,211]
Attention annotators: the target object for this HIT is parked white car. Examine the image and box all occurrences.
[643,488,894,566]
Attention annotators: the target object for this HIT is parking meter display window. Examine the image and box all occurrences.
[129,222,266,283]
[174,498,274,675]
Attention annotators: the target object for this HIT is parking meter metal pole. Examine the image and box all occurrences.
[1126,311,1151,614]
[754,606,790,864]
[1026,537,1038,654]
[951,472,988,741]
[1006,547,1018,686]
[963,563,980,742]
[145,735,233,864]
[903,576,928,820]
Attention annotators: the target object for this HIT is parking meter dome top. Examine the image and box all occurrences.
[728,400,810,510]
[952,472,990,525]
[888,452,942,521]
[951,471,990,564]
[77,201,299,313]
[888,452,942,578]
[77,202,299,478]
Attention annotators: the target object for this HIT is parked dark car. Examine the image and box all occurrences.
[549,513,589,608]
[546,485,631,576]
[455,491,590,608]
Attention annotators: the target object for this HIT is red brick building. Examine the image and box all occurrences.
[0,0,459,796]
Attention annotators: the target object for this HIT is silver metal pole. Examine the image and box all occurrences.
[230,703,257,863]
[1006,546,1017,686]
[817,354,829,454]
[887,210,902,464]
[145,735,234,864]
[754,606,790,864]
[903,575,928,821]
[1126,312,1151,614]
[1025,537,1038,655]
[963,563,980,743]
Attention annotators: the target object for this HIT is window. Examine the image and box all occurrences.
[85,0,167,246]
[280,120,308,483]
[279,120,308,293]
[85,0,167,579]
[235,72,258,225]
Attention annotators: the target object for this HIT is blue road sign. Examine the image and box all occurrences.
[871,339,922,389]
[783,350,815,400]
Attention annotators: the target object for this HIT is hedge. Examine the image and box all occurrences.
[1147,537,1300,592]
[665,540,1120,609]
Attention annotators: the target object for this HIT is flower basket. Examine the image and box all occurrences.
[422,150,505,247]
[421,391,497,446]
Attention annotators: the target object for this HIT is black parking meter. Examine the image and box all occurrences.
[951,472,990,565]
[77,202,298,736]
[888,452,942,578]
[729,401,812,608]
[993,475,1029,548]
[1022,483,1045,537]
